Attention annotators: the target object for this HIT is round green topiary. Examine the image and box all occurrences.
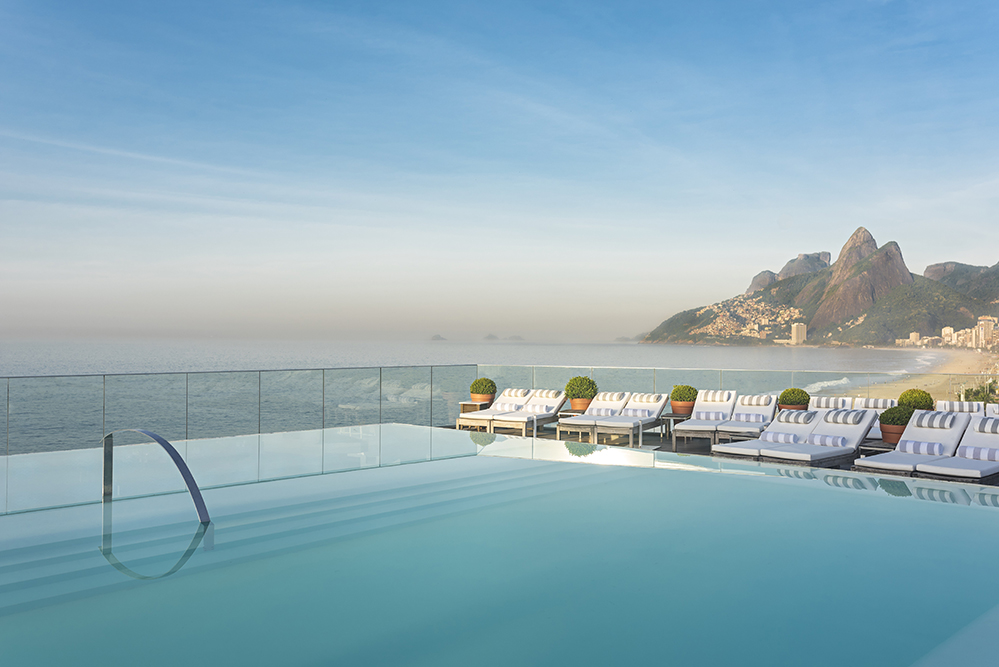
[898,388,933,411]
[778,388,810,406]
[470,377,497,395]
[564,376,598,400]
[670,385,697,402]
[565,442,597,458]
[879,405,914,426]
[469,431,496,447]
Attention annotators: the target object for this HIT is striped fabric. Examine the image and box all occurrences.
[585,407,618,416]
[825,475,866,490]
[975,417,999,434]
[731,412,766,423]
[760,431,798,444]
[938,401,982,413]
[521,404,554,414]
[896,440,944,456]
[824,409,865,425]
[915,488,959,504]
[957,445,999,462]
[738,394,772,406]
[913,412,956,429]
[812,396,848,409]
[857,398,896,409]
[694,411,726,421]
[621,408,653,418]
[701,390,733,402]
[501,388,531,398]
[977,493,999,508]
[807,433,849,448]
[533,389,561,399]
[778,469,815,479]
[776,410,816,424]
[492,402,522,412]
[631,393,662,403]
[593,392,625,402]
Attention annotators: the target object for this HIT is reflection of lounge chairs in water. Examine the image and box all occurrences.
[973,490,999,508]
[777,468,816,480]
[910,481,972,506]
[822,474,879,491]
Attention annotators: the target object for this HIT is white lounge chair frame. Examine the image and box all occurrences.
[851,410,973,477]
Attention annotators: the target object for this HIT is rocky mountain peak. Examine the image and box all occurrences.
[829,227,878,284]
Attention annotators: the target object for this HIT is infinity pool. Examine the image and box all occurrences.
[1,426,998,666]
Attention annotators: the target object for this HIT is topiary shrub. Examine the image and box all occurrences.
[470,377,497,395]
[565,442,597,458]
[564,376,598,400]
[879,405,914,426]
[778,388,810,406]
[898,388,933,411]
[670,385,697,402]
[469,431,496,447]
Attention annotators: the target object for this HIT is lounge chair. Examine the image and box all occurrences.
[672,390,738,447]
[852,397,898,440]
[490,389,566,437]
[759,408,877,468]
[809,396,852,416]
[455,388,533,432]
[716,394,778,442]
[851,410,972,476]
[591,393,670,447]
[935,400,985,416]
[988,404,999,418]
[711,408,819,459]
[914,416,999,483]
[556,392,632,443]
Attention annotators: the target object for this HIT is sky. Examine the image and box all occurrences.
[2,0,999,342]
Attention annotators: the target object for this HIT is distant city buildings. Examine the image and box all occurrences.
[791,323,807,345]
[897,316,998,349]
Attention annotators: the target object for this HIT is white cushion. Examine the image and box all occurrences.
[916,457,999,479]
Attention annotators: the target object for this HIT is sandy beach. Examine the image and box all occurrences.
[866,349,999,401]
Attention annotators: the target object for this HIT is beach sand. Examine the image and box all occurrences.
[866,349,999,402]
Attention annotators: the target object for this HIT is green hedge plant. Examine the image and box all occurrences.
[470,377,497,395]
[778,388,810,406]
[670,385,697,402]
[879,405,915,426]
[898,389,933,411]
[564,376,598,400]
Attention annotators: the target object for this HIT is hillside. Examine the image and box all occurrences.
[924,261,999,304]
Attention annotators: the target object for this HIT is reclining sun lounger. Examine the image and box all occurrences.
[988,404,999,418]
[851,410,972,477]
[490,389,566,437]
[591,393,669,447]
[716,394,778,442]
[852,398,897,441]
[759,408,877,468]
[455,388,533,432]
[556,392,631,443]
[672,390,738,447]
[913,416,999,484]
[935,400,985,416]
[712,409,819,459]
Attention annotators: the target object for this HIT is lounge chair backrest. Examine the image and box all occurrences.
[953,416,999,459]
[759,411,819,444]
[583,392,631,416]
[809,396,851,412]
[808,409,878,450]
[988,404,999,418]
[936,400,985,415]
[490,388,534,412]
[730,394,778,422]
[691,390,737,420]
[896,410,972,457]
[853,397,897,413]
[619,393,668,419]
[520,389,566,414]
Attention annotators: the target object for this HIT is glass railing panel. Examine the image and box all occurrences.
[2,378,7,456]
[187,371,259,440]
[260,370,323,434]
[186,434,261,488]
[259,429,323,480]
[381,366,431,426]
[112,439,189,498]
[533,366,589,393]
[6,447,101,512]
[654,369,721,397]
[379,423,431,465]
[476,365,533,394]
[790,371,871,404]
[104,373,187,446]
[323,425,380,472]
[7,376,104,454]
[719,370,793,398]
[430,427,479,460]
[431,365,477,428]
[324,368,380,428]
[591,367,655,395]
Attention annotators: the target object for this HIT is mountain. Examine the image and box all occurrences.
[924,261,999,304]
[745,270,777,295]
[743,252,830,294]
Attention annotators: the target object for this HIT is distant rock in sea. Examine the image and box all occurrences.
[505,335,524,341]
[484,334,499,341]
[430,334,446,341]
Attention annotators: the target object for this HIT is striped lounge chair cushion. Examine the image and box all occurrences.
[521,404,554,414]
[631,393,662,403]
[701,390,733,402]
[807,433,849,448]
[694,411,727,421]
[776,410,816,424]
[533,389,561,399]
[760,431,798,444]
[621,408,653,418]
[824,409,865,425]
[739,394,772,406]
[812,396,847,409]
[896,440,944,456]
[492,402,521,412]
[731,412,766,423]
[938,401,982,413]
[857,398,896,409]
[501,388,531,398]
[593,392,626,402]
[585,407,618,416]
[957,445,999,461]
[975,417,999,434]
[913,412,956,429]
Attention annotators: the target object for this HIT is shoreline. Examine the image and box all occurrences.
[866,349,998,401]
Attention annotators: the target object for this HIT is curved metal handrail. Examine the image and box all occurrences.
[100,506,212,580]
[102,429,211,524]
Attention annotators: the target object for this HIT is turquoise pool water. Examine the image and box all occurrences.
[1,427,998,666]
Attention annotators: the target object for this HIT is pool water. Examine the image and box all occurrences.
[2,427,998,666]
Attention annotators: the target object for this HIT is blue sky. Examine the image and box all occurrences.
[2,0,999,341]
